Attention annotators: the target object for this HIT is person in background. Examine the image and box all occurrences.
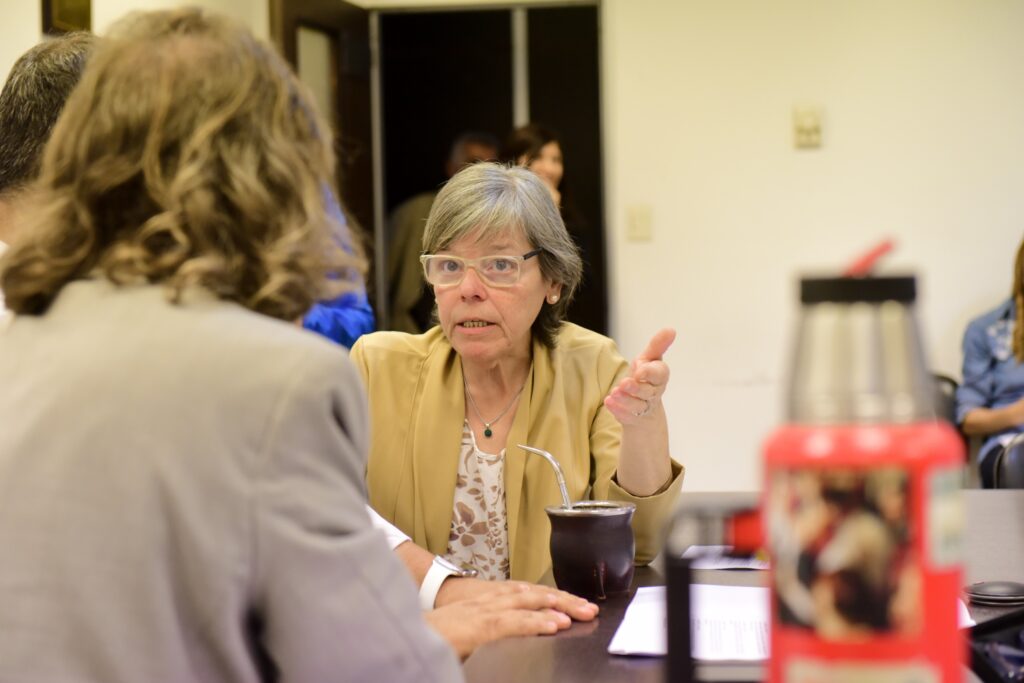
[300,186,375,347]
[956,236,1024,487]
[0,32,96,314]
[387,130,499,332]
[0,9,464,681]
[503,123,566,208]
[352,162,684,585]
[502,122,606,334]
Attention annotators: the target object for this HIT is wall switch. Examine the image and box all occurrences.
[793,105,823,149]
[626,204,653,242]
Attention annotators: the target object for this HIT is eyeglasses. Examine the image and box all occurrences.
[420,249,542,287]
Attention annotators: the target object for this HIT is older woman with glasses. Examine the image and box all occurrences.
[351,162,684,584]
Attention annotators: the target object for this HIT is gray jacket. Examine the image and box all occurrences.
[0,279,462,683]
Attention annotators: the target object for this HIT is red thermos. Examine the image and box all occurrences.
[763,276,965,683]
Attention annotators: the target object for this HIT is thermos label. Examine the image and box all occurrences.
[926,468,964,569]
[785,657,939,683]
[767,467,919,638]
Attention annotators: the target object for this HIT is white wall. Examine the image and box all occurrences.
[0,0,267,85]
[0,0,42,87]
[92,0,267,37]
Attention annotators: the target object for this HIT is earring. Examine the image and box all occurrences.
[548,294,559,304]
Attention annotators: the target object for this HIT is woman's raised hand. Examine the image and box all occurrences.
[604,328,676,426]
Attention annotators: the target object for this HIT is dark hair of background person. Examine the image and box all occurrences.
[0,8,362,321]
[447,130,500,173]
[0,33,97,195]
[501,122,608,332]
[501,122,588,239]
[501,123,555,167]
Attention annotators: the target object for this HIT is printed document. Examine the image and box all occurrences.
[608,585,976,660]
[608,584,768,660]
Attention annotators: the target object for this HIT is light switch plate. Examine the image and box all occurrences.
[626,204,653,242]
[793,106,823,149]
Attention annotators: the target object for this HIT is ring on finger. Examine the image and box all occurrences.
[631,398,653,418]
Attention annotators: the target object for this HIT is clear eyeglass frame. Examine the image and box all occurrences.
[419,249,542,287]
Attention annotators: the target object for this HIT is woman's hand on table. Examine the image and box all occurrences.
[436,577,599,620]
[426,581,599,659]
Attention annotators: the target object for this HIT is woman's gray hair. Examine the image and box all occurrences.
[422,162,583,347]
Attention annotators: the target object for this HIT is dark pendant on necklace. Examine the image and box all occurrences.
[484,427,493,438]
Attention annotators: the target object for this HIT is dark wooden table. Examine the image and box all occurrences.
[464,490,1024,683]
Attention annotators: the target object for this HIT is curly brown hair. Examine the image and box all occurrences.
[0,8,362,321]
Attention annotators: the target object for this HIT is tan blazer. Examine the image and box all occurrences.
[350,323,684,582]
[0,280,461,683]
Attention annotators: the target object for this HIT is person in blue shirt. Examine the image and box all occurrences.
[301,187,376,347]
[956,239,1024,487]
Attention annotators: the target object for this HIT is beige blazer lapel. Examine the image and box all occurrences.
[502,363,534,573]
[409,341,465,555]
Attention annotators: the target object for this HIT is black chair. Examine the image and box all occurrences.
[993,434,1024,489]
[931,372,984,487]
[932,372,959,426]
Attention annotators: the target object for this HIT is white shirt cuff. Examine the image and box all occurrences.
[365,505,410,551]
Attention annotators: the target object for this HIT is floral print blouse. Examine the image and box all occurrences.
[445,421,510,580]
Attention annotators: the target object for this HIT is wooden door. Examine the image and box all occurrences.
[270,0,374,255]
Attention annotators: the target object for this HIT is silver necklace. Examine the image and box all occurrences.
[463,375,527,438]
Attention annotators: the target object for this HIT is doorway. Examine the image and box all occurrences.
[272,2,607,336]
[378,4,607,335]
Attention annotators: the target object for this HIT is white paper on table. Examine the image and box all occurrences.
[681,545,769,571]
[608,584,768,660]
[608,585,978,660]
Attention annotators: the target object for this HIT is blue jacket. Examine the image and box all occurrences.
[955,298,1024,464]
[302,190,376,348]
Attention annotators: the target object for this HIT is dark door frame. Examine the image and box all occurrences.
[270,0,377,295]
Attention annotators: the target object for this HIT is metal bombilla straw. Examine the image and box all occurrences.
[518,445,572,509]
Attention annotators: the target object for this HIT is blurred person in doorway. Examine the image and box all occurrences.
[503,123,605,334]
[388,130,498,333]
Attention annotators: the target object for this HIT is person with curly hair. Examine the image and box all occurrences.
[0,9,462,682]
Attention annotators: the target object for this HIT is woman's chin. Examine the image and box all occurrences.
[450,335,507,364]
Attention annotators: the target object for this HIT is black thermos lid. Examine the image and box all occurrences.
[800,276,917,304]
